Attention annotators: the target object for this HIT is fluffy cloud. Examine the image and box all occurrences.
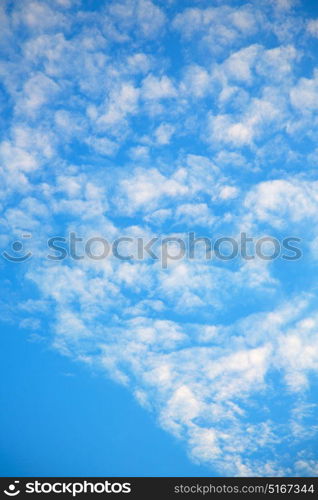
[2,0,318,478]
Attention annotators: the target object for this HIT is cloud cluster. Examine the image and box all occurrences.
[1,0,318,476]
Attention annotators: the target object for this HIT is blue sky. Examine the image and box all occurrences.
[0,318,213,476]
[1,0,318,477]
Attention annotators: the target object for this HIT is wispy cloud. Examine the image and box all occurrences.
[1,0,318,477]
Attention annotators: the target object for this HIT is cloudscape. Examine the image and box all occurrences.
[1,0,318,477]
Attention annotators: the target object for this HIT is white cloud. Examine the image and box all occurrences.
[307,19,318,37]
[223,44,260,83]
[117,168,189,213]
[129,145,150,160]
[296,460,318,475]
[219,185,238,200]
[13,0,67,31]
[175,203,216,226]
[142,74,177,100]
[208,114,254,146]
[290,70,318,111]
[173,5,259,50]
[180,65,211,98]
[108,0,166,39]
[126,52,152,73]
[3,0,318,479]
[86,136,118,157]
[244,179,318,228]
[97,82,140,127]
[17,73,60,115]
